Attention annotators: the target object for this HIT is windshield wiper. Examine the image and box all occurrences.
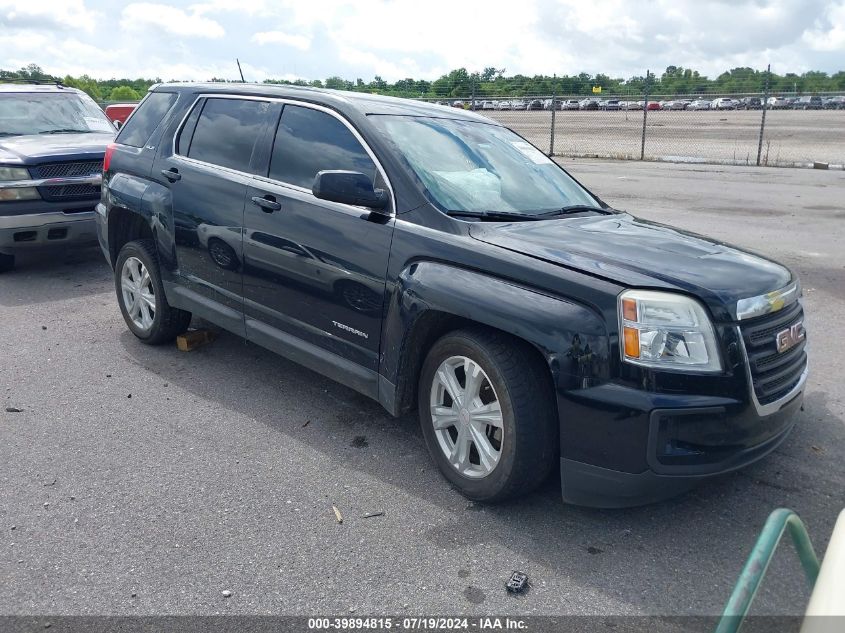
[446,210,542,222]
[39,129,94,134]
[530,205,612,218]
[0,132,22,137]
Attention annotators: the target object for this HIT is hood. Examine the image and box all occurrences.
[469,213,792,320]
[0,132,114,165]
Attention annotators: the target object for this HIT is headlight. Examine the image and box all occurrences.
[619,290,722,372]
[0,167,30,181]
[0,188,40,201]
[0,166,39,201]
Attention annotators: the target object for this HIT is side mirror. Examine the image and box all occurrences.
[114,120,123,130]
[312,170,389,212]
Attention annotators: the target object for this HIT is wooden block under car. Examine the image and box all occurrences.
[176,329,216,352]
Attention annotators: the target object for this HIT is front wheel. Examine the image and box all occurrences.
[114,239,192,344]
[418,328,557,502]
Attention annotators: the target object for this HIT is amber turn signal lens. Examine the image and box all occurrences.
[622,298,638,321]
[623,327,640,358]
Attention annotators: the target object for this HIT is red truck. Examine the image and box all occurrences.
[104,103,136,128]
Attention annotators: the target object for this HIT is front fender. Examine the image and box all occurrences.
[380,260,612,409]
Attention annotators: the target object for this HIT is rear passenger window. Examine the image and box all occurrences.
[186,98,270,173]
[269,105,376,189]
[117,91,177,148]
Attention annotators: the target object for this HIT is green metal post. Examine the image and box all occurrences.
[715,508,821,633]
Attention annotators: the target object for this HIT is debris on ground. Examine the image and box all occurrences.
[176,329,217,352]
[332,505,344,524]
[351,435,369,448]
[43,478,57,487]
[5,407,23,413]
[41,326,47,330]
[363,511,384,519]
[505,571,529,594]
[221,590,232,598]
[301,420,311,428]
[587,546,604,555]
[811,445,824,454]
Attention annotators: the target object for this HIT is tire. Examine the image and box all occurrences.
[114,239,191,345]
[0,252,14,273]
[418,327,557,503]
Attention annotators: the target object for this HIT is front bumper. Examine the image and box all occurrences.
[0,210,97,252]
[558,367,806,508]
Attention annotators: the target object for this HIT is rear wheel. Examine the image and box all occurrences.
[114,239,191,344]
[0,252,14,273]
[418,328,557,502]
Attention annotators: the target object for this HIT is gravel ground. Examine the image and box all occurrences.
[0,160,843,617]
[486,109,845,166]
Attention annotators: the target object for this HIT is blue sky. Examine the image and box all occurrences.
[1,0,843,82]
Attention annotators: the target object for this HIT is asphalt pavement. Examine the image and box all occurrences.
[1,160,843,617]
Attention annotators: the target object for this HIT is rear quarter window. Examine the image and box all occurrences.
[116,91,178,148]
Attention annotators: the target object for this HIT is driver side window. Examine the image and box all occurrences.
[268,105,377,190]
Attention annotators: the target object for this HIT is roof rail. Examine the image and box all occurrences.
[0,78,65,87]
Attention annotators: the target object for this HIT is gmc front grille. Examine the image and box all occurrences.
[740,300,807,406]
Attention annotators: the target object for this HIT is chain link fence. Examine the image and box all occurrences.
[417,92,845,168]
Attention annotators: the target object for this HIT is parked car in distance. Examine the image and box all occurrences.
[563,99,581,110]
[823,96,845,109]
[738,97,762,110]
[767,96,789,109]
[480,100,496,111]
[99,82,808,508]
[711,98,736,110]
[451,100,466,109]
[793,96,823,110]
[542,98,563,110]
[600,99,622,111]
[526,99,544,111]
[646,101,661,110]
[496,100,511,111]
[623,100,643,110]
[104,103,137,128]
[0,82,116,272]
[688,99,711,110]
[579,98,599,110]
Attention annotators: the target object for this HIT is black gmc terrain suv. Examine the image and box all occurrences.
[97,84,807,507]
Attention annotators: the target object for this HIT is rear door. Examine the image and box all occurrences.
[241,102,394,373]
[154,96,276,334]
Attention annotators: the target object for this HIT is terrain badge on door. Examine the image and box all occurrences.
[332,321,369,339]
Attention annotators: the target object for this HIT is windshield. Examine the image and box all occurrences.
[0,92,115,136]
[370,115,601,215]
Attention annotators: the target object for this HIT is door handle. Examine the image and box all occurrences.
[161,168,181,182]
[251,195,281,213]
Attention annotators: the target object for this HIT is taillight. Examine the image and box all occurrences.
[103,143,117,172]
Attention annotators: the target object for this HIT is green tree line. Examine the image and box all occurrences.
[3,63,844,102]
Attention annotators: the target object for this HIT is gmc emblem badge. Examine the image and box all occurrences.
[776,322,805,353]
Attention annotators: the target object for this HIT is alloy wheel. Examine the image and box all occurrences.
[120,256,156,331]
[429,355,503,478]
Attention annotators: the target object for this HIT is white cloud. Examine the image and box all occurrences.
[120,2,225,38]
[0,0,842,83]
[251,30,311,50]
[0,0,100,33]
[803,1,845,51]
